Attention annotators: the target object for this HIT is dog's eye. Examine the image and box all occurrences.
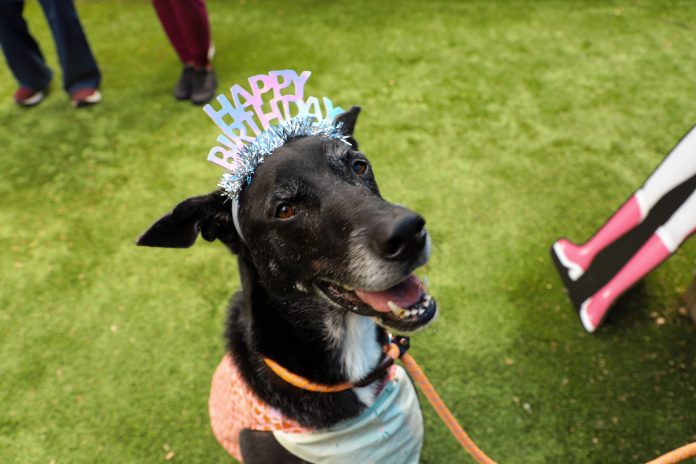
[352,160,368,176]
[275,203,297,220]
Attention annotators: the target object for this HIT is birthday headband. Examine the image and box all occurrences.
[203,70,349,200]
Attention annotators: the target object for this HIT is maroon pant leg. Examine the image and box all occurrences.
[153,0,211,68]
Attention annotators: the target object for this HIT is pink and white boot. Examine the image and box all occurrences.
[579,233,672,332]
[553,195,644,281]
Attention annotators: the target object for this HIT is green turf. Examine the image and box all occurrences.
[1,1,696,462]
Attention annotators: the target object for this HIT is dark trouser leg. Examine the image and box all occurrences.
[153,0,194,64]
[38,0,100,93]
[153,0,211,68]
[173,0,211,69]
[0,0,53,90]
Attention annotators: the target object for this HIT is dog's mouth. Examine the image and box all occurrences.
[314,274,437,332]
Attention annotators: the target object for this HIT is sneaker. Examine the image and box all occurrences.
[14,86,46,107]
[174,65,195,100]
[190,68,217,105]
[71,88,102,107]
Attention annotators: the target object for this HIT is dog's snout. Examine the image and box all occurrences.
[379,213,426,261]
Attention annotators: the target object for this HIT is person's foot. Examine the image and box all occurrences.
[71,88,102,107]
[553,239,591,281]
[579,295,606,333]
[190,67,217,105]
[14,86,46,107]
[174,65,195,100]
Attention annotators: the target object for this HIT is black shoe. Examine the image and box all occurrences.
[174,65,195,100]
[190,68,217,105]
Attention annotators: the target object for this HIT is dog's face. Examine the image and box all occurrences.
[138,107,437,332]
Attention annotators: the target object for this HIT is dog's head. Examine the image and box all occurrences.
[137,107,437,332]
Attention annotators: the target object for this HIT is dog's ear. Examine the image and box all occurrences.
[136,191,240,252]
[335,106,361,150]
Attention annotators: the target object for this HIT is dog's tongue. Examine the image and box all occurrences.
[355,275,423,313]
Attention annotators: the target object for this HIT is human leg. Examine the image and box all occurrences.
[169,0,215,104]
[579,188,696,332]
[153,0,215,103]
[170,0,211,69]
[555,126,696,280]
[153,0,195,64]
[0,0,52,103]
[38,0,101,95]
[655,189,696,253]
[153,0,194,99]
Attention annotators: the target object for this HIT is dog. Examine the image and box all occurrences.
[137,107,437,463]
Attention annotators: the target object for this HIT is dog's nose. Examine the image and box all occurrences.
[379,213,427,261]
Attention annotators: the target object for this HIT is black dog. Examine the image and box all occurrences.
[137,107,437,463]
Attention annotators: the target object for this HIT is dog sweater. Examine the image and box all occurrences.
[209,353,420,463]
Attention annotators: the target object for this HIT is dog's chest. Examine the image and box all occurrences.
[333,313,382,406]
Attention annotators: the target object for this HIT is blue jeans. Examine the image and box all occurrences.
[0,0,101,93]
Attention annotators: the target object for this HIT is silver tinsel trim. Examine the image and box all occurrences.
[218,116,349,200]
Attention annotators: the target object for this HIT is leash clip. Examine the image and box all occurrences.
[388,334,411,358]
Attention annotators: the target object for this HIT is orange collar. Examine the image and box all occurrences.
[263,335,409,393]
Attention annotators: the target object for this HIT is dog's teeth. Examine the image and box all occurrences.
[343,284,354,291]
[387,301,406,318]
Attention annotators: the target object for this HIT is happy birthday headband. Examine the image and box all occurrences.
[203,70,349,200]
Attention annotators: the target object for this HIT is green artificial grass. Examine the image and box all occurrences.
[1,1,696,462]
